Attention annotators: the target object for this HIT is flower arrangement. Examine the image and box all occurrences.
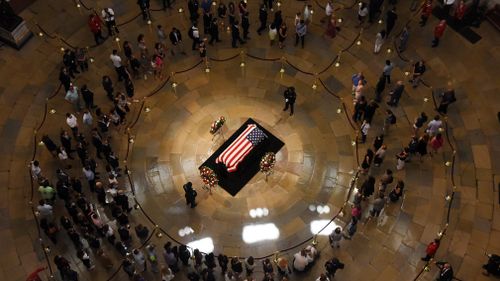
[210,116,226,135]
[260,152,276,175]
[200,166,218,188]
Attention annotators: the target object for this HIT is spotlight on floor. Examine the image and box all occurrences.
[186,237,214,254]
[310,220,341,236]
[242,223,279,244]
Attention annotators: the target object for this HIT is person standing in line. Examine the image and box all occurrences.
[373,29,386,53]
[410,60,426,88]
[146,244,159,273]
[426,115,443,136]
[437,86,456,114]
[295,19,307,48]
[329,227,343,248]
[88,14,104,45]
[432,20,447,48]
[352,96,366,123]
[321,0,334,23]
[357,2,369,26]
[268,23,278,46]
[398,26,410,52]
[64,112,78,138]
[344,216,357,239]
[419,0,433,26]
[363,100,379,124]
[59,67,72,92]
[82,110,93,126]
[169,27,186,56]
[370,194,386,217]
[421,238,441,261]
[102,7,119,36]
[383,109,396,135]
[189,22,201,51]
[110,50,128,82]
[278,22,288,49]
[396,147,409,170]
[413,112,428,134]
[385,6,398,36]
[241,11,250,40]
[416,133,430,162]
[65,83,82,112]
[209,18,221,45]
[133,248,147,272]
[430,133,444,156]
[231,20,245,48]
[373,144,387,166]
[203,10,212,35]
[102,76,114,101]
[435,262,454,281]
[81,85,95,110]
[156,25,167,47]
[383,60,394,84]
[62,49,79,77]
[257,4,268,35]
[283,86,297,116]
[387,80,405,106]
[188,0,200,22]
[360,119,370,143]
[137,0,151,21]
[443,0,456,16]
[183,182,198,208]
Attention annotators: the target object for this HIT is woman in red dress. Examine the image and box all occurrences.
[324,16,338,38]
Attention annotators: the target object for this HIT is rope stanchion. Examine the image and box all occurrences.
[318,78,340,99]
[208,53,241,62]
[173,60,204,74]
[246,53,281,62]
[284,58,315,76]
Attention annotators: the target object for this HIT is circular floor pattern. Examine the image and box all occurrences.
[129,63,357,257]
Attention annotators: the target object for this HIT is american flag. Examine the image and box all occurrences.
[216,124,267,172]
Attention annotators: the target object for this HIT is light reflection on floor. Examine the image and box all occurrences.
[242,223,280,244]
[186,237,215,254]
[249,207,270,218]
[178,226,195,237]
[310,220,342,236]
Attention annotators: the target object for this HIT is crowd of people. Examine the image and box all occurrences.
[27,0,498,281]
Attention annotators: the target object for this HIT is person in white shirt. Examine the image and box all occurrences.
[66,113,79,136]
[321,0,334,23]
[31,160,42,179]
[83,110,93,126]
[110,49,128,81]
[102,7,119,36]
[293,249,312,271]
[37,200,53,219]
[426,115,443,136]
[360,119,370,143]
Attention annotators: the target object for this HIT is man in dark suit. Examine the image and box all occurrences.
[436,262,453,281]
[283,87,297,116]
[183,182,198,208]
[231,20,245,48]
[387,80,404,107]
[137,0,150,20]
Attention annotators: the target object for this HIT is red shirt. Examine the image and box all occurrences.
[455,4,467,20]
[422,3,433,17]
[426,241,440,256]
[88,15,103,33]
[434,22,447,38]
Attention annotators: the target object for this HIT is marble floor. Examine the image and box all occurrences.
[0,0,499,280]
